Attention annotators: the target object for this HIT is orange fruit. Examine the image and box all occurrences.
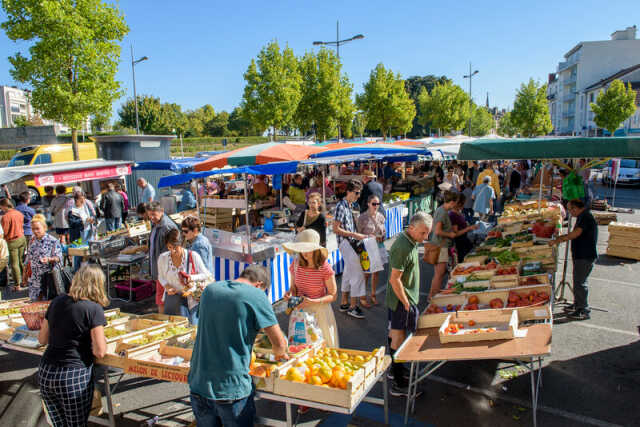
[310,375,323,386]
[319,366,333,384]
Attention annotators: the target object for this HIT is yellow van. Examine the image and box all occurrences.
[8,143,98,201]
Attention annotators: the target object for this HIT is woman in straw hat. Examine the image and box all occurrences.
[283,229,339,347]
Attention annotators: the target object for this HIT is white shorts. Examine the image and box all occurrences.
[338,240,366,298]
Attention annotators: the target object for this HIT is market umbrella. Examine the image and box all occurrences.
[309,143,427,159]
[194,142,324,171]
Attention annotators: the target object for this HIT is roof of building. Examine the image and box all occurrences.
[584,63,640,91]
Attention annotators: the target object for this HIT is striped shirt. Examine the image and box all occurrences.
[290,260,334,299]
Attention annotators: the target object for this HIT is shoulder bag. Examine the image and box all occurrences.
[423,242,441,265]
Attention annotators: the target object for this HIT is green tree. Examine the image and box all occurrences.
[206,111,230,136]
[356,63,416,139]
[418,81,471,135]
[405,75,451,137]
[464,106,494,136]
[91,111,111,133]
[497,111,519,137]
[12,116,31,127]
[242,41,302,139]
[229,106,264,136]
[2,0,129,160]
[511,78,552,137]
[337,75,355,140]
[352,112,367,138]
[118,95,167,134]
[184,104,216,137]
[590,79,637,136]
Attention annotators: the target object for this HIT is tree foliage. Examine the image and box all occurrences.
[352,112,367,138]
[497,111,519,137]
[242,41,302,137]
[590,79,637,136]
[405,75,451,137]
[1,0,129,159]
[356,63,415,139]
[229,106,264,136]
[511,79,552,137]
[91,111,111,132]
[464,106,494,136]
[418,81,471,134]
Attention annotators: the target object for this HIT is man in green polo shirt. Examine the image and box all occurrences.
[386,211,432,396]
[189,265,288,426]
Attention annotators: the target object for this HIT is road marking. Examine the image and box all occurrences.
[589,276,640,289]
[569,321,638,337]
[427,374,623,427]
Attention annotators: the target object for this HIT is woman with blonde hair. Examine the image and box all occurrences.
[38,264,108,427]
[283,229,339,347]
[23,214,62,300]
[295,192,327,247]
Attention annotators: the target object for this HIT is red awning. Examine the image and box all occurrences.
[34,165,132,186]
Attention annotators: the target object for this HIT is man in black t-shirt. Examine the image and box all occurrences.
[550,199,597,320]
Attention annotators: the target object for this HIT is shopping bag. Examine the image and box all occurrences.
[362,237,384,273]
[562,172,585,201]
[287,309,323,346]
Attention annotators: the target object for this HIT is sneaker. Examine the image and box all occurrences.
[339,304,350,312]
[567,309,590,320]
[347,306,365,319]
[390,384,423,398]
[562,304,576,312]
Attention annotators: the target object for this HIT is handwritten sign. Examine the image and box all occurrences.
[124,359,189,383]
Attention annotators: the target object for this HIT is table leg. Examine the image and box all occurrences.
[403,361,416,426]
[103,369,116,427]
[383,369,389,425]
[285,402,292,427]
[128,264,133,302]
[106,264,112,299]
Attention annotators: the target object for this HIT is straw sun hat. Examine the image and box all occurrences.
[282,229,328,258]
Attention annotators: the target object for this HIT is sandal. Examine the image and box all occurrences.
[359,298,372,308]
[370,295,378,305]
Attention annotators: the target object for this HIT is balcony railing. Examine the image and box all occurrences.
[562,92,576,102]
[563,74,577,85]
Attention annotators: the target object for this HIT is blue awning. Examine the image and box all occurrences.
[310,143,427,159]
[157,161,299,187]
[133,158,203,172]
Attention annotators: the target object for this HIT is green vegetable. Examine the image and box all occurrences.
[493,250,520,264]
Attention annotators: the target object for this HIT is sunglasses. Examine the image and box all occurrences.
[353,191,361,195]
[371,202,380,206]
[181,228,191,233]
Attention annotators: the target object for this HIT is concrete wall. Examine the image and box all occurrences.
[0,125,57,149]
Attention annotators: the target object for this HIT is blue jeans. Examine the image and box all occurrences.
[190,388,256,427]
[105,217,122,231]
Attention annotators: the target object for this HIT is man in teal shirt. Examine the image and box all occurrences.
[189,266,288,426]
[386,212,432,397]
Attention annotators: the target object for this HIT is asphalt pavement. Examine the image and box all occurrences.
[1,185,639,427]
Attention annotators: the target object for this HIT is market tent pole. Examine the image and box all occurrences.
[243,173,252,260]
[322,167,327,212]
[538,161,544,212]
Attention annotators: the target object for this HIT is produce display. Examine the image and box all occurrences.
[0,307,21,316]
[506,290,549,307]
[438,311,518,343]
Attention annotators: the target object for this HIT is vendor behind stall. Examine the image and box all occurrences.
[188,265,288,426]
[288,174,307,208]
[296,193,326,247]
[253,175,271,199]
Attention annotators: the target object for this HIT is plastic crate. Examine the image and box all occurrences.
[114,279,154,301]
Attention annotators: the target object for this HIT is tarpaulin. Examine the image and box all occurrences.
[158,161,299,187]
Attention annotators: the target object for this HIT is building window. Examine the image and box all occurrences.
[589,93,594,103]
[10,105,20,113]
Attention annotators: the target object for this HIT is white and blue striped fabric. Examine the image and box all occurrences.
[213,247,346,304]
[384,204,404,239]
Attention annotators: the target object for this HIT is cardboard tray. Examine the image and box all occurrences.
[439,310,518,344]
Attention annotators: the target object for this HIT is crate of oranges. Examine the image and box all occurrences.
[272,346,385,408]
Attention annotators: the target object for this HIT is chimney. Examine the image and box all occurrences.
[611,25,637,40]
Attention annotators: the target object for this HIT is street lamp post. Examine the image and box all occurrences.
[463,62,479,137]
[131,44,148,135]
[313,21,364,141]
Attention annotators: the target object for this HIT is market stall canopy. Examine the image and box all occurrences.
[133,158,202,172]
[310,143,427,159]
[458,136,640,161]
[158,161,299,188]
[0,159,133,186]
[194,142,323,171]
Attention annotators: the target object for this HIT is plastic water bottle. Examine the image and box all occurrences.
[145,416,159,425]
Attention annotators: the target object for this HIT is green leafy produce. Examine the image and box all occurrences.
[104,328,127,339]
[493,250,520,264]
[451,283,489,294]
[0,307,21,316]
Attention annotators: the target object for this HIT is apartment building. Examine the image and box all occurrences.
[547,26,640,135]
[0,85,91,134]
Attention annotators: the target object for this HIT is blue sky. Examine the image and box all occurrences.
[1,1,639,121]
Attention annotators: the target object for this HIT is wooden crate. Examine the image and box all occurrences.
[423,285,552,328]
[511,239,534,249]
[273,360,368,409]
[104,308,130,326]
[136,313,189,327]
[463,255,487,264]
[490,276,519,289]
[115,327,194,358]
[606,245,640,260]
[68,246,89,256]
[593,212,617,225]
[104,319,166,344]
[121,348,190,383]
[518,274,550,286]
[439,310,518,344]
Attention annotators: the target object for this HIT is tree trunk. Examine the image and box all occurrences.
[71,128,80,161]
